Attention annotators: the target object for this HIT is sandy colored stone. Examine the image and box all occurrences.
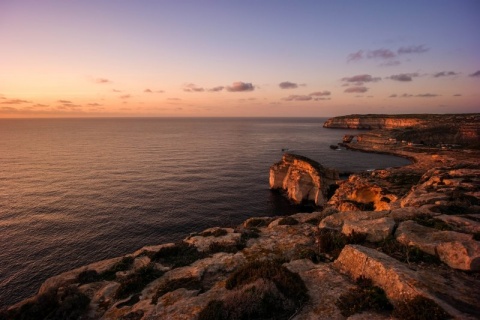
[395,220,473,256]
[342,217,395,242]
[333,245,467,319]
[319,210,389,230]
[436,214,480,234]
[436,241,480,271]
[184,227,241,252]
[269,153,339,206]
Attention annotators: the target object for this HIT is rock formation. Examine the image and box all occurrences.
[269,153,339,207]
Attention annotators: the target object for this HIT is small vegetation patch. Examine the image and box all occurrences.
[102,256,135,281]
[277,216,299,226]
[244,218,269,228]
[198,260,308,320]
[292,246,325,263]
[392,296,451,320]
[151,242,206,268]
[200,228,228,237]
[0,286,90,320]
[152,277,203,304]
[315,228,367,259]
[413,215,453,231]
[208,241,245,254]
[115,263,164,299]
[240,228,260,241]
[375,236,441,265]
[305,217,321,225]
[336,277,393,317]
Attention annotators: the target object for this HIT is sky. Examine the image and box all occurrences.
[0,0,479,118]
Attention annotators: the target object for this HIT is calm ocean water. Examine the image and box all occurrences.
[0,118,410,307]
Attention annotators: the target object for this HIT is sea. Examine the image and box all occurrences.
[0,117,411,307]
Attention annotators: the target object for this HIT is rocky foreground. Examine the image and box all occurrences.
[2,115,480,320]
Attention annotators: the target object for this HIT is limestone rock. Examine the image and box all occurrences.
[319,210,389,230]
[333,245,467,319]
[436,241,480,271]
[269,153,339,206]
[395,220,480,271]
[342,217,396,242]
[184,228,241,252]
[436,214,480,234]
[395,220,473,256]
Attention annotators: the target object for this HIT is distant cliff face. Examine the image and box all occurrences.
[269,153,339,206]
[323,115,425,129]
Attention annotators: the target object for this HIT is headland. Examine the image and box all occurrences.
[2,114,479,319]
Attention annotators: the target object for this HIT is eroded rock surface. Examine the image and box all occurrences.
[269,153,339,206]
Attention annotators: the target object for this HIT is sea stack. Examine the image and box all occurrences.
[269,153,339,207]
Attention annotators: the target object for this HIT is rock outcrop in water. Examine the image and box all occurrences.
[269,153,339,207]
[2,114,480,320]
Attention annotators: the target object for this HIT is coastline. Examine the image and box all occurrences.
[2,115,479,319]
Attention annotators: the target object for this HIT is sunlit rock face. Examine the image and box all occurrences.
[323,116,424,130]
[269,153,339,206]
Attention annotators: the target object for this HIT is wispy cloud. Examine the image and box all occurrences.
[347,50,363,62]
[57,100,72,104]
[380,60,401,67]
[279,81,299,89]
[367,49,396,59]
[387,73,419,81]
[226,82,254,92]
[341,74,381,85]
[309,91,331,97]
[347,44,429,65]
[397,45,429,54]
[416,93,439,97]
[390,93,439,98]
[344,86,368,93]
[453,94,462,97]
[144,89,153,93]
[469,70,480,77]
[120,94,131,99]
[113,89,123,93]
[95,78,112,84]
[208,86,224,92]
[433,71,458,78]
[87,103,102,107]
[1,99,31,105]
[32,104,49,108]
[282,95,312,101]
[183,83,205,92]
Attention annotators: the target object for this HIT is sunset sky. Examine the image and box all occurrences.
[1,0,479,118]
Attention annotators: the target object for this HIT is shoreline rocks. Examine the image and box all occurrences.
[269,153,339,207]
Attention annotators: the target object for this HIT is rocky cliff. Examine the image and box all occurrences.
[269,153,339,207]
[323,114,427,129]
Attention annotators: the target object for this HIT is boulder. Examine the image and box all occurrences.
[342,217,396,242]
[269,153,338,206]
[319,210,389,230]
[395,221,480,271]
[333,245,466,319]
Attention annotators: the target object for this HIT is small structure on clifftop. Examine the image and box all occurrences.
[269,153,339,207]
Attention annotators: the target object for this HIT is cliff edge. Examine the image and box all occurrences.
[269,153,339,207]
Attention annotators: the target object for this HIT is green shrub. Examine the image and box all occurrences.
[152,277,203,304]
[377,236,441,265]
[115,263,164,299]
[315,228,367,259]
[393,296,451,320]
[77,269,101,284]
[277,217,299,226]
[208,241,244,254]
[336,277,392,317]
[151,242,206,268]
[99,256,135,281]
[244,218,269,228]
[2,286,90,320]
[199,260,308,320]
[413,215,453,231]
